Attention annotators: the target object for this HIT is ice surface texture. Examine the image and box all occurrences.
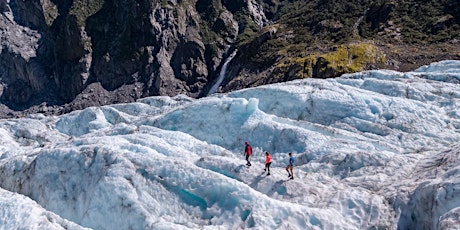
[0,60,459,229]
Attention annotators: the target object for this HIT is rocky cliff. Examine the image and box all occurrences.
[0,0,459,118]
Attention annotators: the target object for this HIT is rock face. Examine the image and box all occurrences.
[0,0,244,116]
[0,0,459,118]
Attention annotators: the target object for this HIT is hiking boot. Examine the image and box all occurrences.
[267,172,270,175]
[288,174,291,177]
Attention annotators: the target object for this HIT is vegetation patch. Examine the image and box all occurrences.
[273,42,386,80]
[69,0,104,27]
[200,22,221,57]
[274,56,316,80]
[235,13,260,46]
[319,42,385,73]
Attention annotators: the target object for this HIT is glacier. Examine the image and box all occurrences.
[0,60,459,229]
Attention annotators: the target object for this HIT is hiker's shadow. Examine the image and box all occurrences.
[249,174,265,188]
[233,164,251,173]
[267,180,287,197]
[233,165,245,173]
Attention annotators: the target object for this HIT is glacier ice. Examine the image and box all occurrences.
[0,60,459,229]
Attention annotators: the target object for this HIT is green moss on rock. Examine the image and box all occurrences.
[273,42,386,80]
[320,42,385,73]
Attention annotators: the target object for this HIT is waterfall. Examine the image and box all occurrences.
[207,50,238,96]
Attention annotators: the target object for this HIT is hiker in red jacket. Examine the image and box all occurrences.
[244,141,252,166]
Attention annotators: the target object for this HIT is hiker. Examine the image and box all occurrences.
[264,151,272,175]
[286,152,295,179]
[244,141,252,166]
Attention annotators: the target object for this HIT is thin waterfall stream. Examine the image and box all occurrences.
[207,50,238,96]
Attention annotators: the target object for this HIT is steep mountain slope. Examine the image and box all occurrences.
[0,0,458,118]
[225,0,459,90]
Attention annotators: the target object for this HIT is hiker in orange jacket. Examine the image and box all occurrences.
[264,151,272,175]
